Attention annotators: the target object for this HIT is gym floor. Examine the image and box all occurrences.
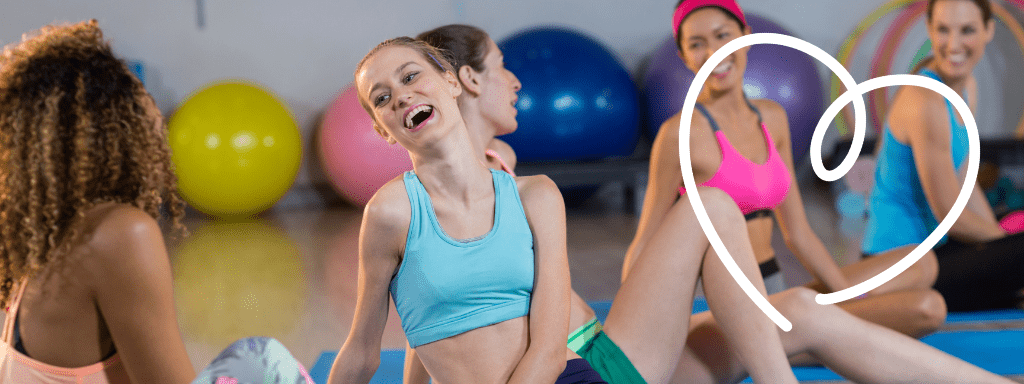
[167,172,1024,383]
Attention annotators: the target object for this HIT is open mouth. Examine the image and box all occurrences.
[404,105,434,130]
[947,53,967,66]
[712,62,732,79]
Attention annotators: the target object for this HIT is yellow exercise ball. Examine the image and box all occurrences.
[168,81,302,219]
[172,220,307,347]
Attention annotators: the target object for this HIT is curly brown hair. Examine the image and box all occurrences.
[0,20,186,307]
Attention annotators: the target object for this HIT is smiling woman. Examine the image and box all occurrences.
[327,37,606,384]
[865,0,1024,312]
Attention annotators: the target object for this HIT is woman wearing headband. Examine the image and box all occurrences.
[635,0,948,338]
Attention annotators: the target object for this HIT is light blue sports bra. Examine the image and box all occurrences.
[390,169,534,348]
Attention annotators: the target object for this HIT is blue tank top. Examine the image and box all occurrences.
[863,68,970,254]
[390,169,534,348]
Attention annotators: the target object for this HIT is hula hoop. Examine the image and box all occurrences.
[872,1,1024,137]
[868,3,927,131]
[908,40,933,72]
[832,0,918,135]
[834,0,1024,137]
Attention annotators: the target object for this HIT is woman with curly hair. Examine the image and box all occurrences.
[0,20,310,384]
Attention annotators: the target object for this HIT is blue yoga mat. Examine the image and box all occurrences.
[310,298,1024,383]
[310,349,405,384]
[946,309,1024,323]
[740,329,1024,382]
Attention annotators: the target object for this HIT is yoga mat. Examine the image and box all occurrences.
[946,309,1024,323]
[742,329,1024,382]
[309,349,404,384]
[311,298,1024,383]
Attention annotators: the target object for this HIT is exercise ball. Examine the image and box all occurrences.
[641,14,824,164]
[169,81,302,219]
[498,27,640,162]
[319,84,412,206]
[172,220,306,347]
[642,37,695,138]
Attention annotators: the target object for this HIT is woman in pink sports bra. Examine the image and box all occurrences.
[0,21,311,384]
[629,0,948,341]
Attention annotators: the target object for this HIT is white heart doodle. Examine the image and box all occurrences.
[678,33,979,331]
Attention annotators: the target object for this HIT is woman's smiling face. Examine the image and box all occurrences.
[356,45,462,148]
[927,0,994,81]
[678,7,751,94]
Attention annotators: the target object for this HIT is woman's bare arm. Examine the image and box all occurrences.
[507,175,571,384]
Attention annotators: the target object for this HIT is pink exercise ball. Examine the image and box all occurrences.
[318,84,412,206]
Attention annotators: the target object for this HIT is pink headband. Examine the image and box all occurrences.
[672,0,747,39]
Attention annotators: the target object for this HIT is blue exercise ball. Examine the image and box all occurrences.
[498,27,640,162]
[641,14,824,164]
[642,37,694,139]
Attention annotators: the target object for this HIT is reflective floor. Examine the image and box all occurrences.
[167,175,1023,383]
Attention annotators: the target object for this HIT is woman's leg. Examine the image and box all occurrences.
[805,246,947,337]
[604,187,796,384]
[835,289,947,338]
[672,288,1015,384]
[192,337,312,384]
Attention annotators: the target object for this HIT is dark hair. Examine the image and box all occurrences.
[418,25,491,74]
[674,0,746,50]
[913,0,993,73]
[0,20,185,306]
[928,0,992,22]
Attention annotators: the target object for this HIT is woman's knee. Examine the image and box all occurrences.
[912,290,948,334]
[911,250,939,287]
[682,187,743,228]
[772,287,820,326]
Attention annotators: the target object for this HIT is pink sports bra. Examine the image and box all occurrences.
[679,101,791,220]
[0,277,129,384]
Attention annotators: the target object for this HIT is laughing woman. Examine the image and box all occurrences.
[327,37,605,384]
[407,25,799,384]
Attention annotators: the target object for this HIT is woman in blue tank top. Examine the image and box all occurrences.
[327,37,607,384]
[865,0,1024,312]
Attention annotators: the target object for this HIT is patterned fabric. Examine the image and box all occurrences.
[192,337,312,384]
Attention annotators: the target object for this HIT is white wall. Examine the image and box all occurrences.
[3,0,1021,207]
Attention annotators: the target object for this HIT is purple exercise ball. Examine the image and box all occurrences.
[641,14,824,164]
